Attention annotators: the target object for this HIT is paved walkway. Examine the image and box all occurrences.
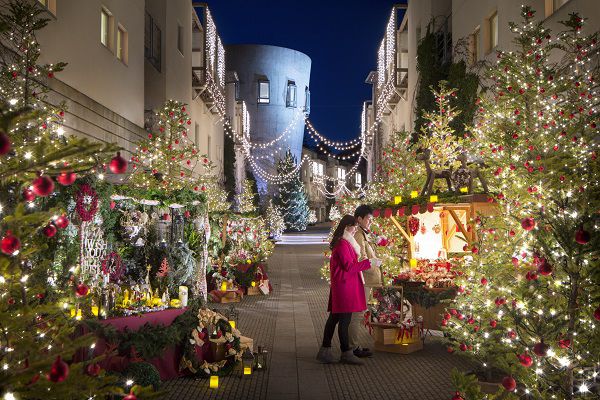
[162,229,470,400]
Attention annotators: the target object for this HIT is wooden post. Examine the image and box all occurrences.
[390,216,414,260]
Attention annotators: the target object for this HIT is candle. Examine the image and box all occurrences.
[394,196,402,204]
[251,281,256,287]
[91,306,99,317]
[244,367,252,375]
[229,320,236,329]
[209,375,219,388]
[220,282,227,292]
[178,286,188,307]
[410,191,418,198]
[429,195,438,202]
[460,187,468,193]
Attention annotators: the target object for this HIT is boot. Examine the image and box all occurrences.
[316,346,335,364]
[340,350,364,365]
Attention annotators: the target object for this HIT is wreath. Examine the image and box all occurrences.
[101,251,124,283]
[180,308,242,377]
[76,183,99,222]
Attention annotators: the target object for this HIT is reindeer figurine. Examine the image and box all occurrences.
[419,148,454,196]
[452,152,489,194]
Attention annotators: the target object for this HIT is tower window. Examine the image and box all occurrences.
[286,80,297,107]
[258,80,270,104]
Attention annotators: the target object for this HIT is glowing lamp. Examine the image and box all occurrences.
[410,191,418,198]
[209,375,219,388]
[241,349,254,377]
[91,306,99,317]
[229,320,236,330]
[251,281,257,287]
[394,196,402,204]
[409,259,418,269]
[429,195,438,202]
[460,187,468,193]
[220,282,227,292]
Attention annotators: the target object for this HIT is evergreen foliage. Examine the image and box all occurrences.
[274,150,309,231]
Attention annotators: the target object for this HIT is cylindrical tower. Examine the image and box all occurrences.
[225,44,311,195]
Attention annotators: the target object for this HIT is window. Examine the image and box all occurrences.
[195,123,200,147]
[258,80,270,104]
[234,82,241,101]
[207,135,212,159]
[304,86,311,113]
[286,80,297,107]
[145,12,161,72]
[177,23,184,55]
[100,8,112,49]
[355,172,362,187]
[471,27,480,65]
[336,168,346,180]
[312,162,324,177]
[117,26,128,64]
[37,0,56,15]
[489,11,498,51]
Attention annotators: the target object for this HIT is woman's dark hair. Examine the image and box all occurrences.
[330,215,357,250]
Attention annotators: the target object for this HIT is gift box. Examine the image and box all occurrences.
[370,322,423,354]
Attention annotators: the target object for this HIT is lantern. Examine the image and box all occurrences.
[209,375,219,388]
[226,304,238,329]
[253,346,268,371]
[429,195,438,202]
[394,196,402,204]
[410,191,418,198]
[241,349,254,376]
[170,209,185,244]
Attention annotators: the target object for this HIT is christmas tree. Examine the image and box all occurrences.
[445,8,599,399]
[264,200,285,239]
[274,150,309,231]
[0,2,139,398]
[235,179,257,214]
[129,99,208,193]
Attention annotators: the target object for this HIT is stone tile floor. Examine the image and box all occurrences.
[162,228,471,400]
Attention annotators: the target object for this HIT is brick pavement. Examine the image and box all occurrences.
[162,230,471,400]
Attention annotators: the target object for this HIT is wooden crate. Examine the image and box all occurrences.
[412,302,445,331]
[371,323,423,354]
[246,286,261,296]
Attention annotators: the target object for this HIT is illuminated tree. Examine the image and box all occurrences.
[445,8,600,399]
[235,179,256,214]
[274,150,309,231]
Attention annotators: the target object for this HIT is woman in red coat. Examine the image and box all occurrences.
[316,215,381,365]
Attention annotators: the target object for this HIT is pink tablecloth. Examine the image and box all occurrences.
[92,308,188,381]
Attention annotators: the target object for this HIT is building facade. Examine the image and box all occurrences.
[33,0,228,179]
[366,0,598,180]
[225,44,311,195]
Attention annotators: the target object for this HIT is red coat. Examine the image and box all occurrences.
[327,238,372,313]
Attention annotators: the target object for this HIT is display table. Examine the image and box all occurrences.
[90,308,188,381]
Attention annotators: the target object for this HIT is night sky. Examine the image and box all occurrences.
[208,0,406,143]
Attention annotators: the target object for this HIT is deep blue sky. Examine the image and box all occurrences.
[208,0,405,142]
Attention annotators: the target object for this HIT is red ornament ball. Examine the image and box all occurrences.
[22,188,36,202]
[57,171,77,186]
[42,224,57,238]
[75,283,89,297]
[1,231,21,255]
[521,217,535,231]
[537,259,553,276]
[0,131,11,155]
[502,376,516,392]
[490,320,497,328]
[47,355,69,383]
[451,392,464,400]
[124,392,137,400]
[558,339,571,349]
[575,228,590,244]
[518,353,533,367]
[533,341,549,357]
[459,343,467,352]
[86,363,101,377]
[109,152,128,174]
[593,306,600,321]
[32,175,55,197]
[54,215,69,229]
[480,277,488,285]
[110,201,116,210]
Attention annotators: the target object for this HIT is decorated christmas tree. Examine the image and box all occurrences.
[129,99,208,193]
[0,2,140,398]
[445,8,599,399]
[264,200,285,239]
[235,179,257,214]
[274,150,309,231]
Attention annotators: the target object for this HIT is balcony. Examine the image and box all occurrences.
[192,3,225,115]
